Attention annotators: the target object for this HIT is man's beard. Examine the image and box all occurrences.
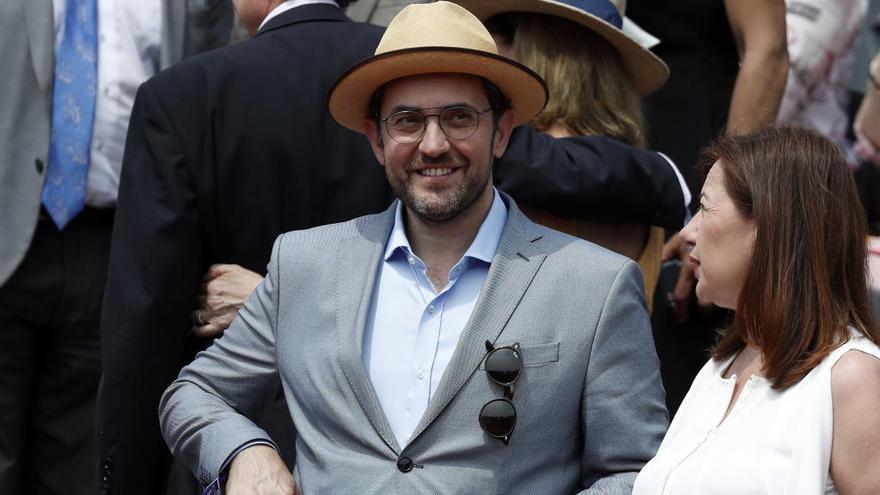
[388,153,491,225]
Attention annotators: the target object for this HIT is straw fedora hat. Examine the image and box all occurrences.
[454,0,669,95]
[328,1,548,133]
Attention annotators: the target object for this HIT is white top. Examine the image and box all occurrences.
[634,329,880,495]
[53,0,162,207]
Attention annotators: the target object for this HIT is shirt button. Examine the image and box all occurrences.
[408,256,416,265]
[417,369,425,379]
[397,456,414,473]
[427,304,435,314]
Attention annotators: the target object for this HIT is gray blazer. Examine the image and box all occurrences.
[0,0,232,286]
[160,195,668,494]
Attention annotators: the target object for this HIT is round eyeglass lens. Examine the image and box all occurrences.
[479,398,517,437]
[440,107,479,139]
[485,347,521,386]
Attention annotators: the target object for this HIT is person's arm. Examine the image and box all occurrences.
[577,260,669,493]
[829,349,880,494]
[160,236,291,488]
[495,127,688,230]
[96,81,208,494]
[665,0,787,322]
[724,0,789,134]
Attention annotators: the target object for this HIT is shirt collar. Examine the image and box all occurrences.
[258,0,338,31]
[384,188,508,264]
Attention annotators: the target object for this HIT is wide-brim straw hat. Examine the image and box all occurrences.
[328,1,549,133]
[454,0,669,95]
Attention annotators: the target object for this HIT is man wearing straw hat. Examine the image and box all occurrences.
[160,2,667,493]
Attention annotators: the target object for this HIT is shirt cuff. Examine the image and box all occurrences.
[204,438,278,494]
[657,151,692,225]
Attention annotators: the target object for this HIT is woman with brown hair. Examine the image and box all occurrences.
[456,0,671,308]
[633,125,880,494]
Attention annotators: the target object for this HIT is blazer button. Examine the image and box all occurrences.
[397,456,413,473]
[34,158,44,174]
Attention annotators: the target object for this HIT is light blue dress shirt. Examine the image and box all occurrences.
[363,189,508,448]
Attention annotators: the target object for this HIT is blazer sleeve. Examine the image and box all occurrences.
[494,126,687,230]
[159,236,284,486]
[96,81,206,494]
[578,260,669,494]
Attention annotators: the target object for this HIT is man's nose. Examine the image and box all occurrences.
[418,117,451,157]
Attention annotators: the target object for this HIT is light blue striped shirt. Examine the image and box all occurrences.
[363,189,508,448]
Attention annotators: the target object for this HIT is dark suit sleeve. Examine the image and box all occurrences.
[96,81,205,495]
[494,126,687,230]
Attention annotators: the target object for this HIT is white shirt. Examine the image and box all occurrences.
[363,190,507,448]
[633,329,880,495]
[258,0,339,32]
[52,0,162,207]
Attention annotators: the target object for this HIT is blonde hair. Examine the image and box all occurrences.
[505,13,645,147]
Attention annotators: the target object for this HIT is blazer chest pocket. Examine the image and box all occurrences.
[480,342,560,369]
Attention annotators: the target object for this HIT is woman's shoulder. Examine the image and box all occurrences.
[828,331,880,494]
[827,328,880,367]
[828,329,880,433]
[831,344,880,394]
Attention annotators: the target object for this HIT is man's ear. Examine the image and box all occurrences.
[363,118,386,166]
[492,109,516,159]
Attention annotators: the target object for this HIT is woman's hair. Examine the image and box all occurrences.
[487,13,644,147]
[704,125,879,389]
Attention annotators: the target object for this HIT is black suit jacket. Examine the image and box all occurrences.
[97,5,686,494]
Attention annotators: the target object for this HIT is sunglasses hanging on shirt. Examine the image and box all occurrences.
[479,340,522,445]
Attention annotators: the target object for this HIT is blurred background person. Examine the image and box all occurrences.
[777,0,867,148]
[850,3,880,288]
[456,0,672,310]
[0,1,231,494]
[628,0,789,417]
[854,50,880,305]
[629,0,789,200]
[634,125,880,494]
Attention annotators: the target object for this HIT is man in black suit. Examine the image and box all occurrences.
[97,0,687,493]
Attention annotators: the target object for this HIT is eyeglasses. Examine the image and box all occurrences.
[382,105,493,144]
[479,340,521,445]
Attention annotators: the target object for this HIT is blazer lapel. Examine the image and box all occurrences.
[21,0,53,94]
[409,196,547,441]
[336,203,401,454]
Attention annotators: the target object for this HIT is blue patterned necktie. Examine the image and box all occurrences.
[43,0,98,229]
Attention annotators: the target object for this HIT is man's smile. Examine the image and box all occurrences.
[418,167,455,177]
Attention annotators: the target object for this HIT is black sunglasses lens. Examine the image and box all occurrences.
[485,347,521,385]
[479,398,516,438]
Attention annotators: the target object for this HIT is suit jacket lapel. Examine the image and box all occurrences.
[336,203,401,454]
[21,0,53,94]
[409,196,547,442]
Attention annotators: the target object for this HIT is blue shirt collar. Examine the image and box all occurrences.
[384,188,508,265]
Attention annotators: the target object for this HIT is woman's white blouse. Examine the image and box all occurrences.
[633,330,880,495]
